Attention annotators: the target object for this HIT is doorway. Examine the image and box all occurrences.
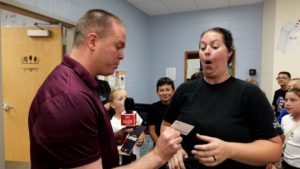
[1,8,73,169]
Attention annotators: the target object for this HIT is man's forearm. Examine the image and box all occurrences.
[115,150,165,169]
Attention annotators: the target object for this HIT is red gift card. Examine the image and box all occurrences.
[121,114,136,126]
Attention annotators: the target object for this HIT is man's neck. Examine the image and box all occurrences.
[281,85,288,90]
[69,47,96,77]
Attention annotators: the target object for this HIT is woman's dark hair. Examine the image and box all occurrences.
[190,71,204,80]
[200,27,235,64]
[156,77,175,92]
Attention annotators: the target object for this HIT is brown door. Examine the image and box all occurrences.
[1,26,62,162]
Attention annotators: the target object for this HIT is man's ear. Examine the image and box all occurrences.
[86,33,98,50]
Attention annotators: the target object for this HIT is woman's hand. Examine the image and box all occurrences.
[192,134,230,167]
[167,148,188,169]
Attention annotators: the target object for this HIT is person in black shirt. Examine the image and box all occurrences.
[149,77,175,144]
[149,77,175,169]
[272,71,291,117]
[161,27,282,169]
[98,79,115,118]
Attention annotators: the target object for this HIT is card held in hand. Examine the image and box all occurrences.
[171,120,194,136]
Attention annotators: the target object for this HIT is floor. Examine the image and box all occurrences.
[5,161,30,169]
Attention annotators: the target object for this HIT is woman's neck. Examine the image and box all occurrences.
[204,73,231,85]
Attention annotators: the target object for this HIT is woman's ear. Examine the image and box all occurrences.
[227,50,233,60]
[227,48,234,64]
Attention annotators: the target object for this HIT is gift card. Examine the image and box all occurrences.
[171,120,194,136]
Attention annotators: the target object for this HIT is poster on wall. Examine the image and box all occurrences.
[117,70,126,89]
[97,70,126,90]
[277,19,300,54]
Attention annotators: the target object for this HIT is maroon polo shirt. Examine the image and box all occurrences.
[28,56,118,169]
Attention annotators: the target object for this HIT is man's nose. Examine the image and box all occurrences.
[119,50,125,60]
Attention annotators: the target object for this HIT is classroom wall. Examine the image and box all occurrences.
[261,0,276,101]
[148,3,263,101]
[261,0,300,101]
[14,0,152,103]
[12,0,264,103]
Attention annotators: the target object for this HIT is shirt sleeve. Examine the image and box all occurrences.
[147,104,155,125]
[163,83,187,124]
[272,90,278,106]
[281,115,289,133]
[242,85,279,139]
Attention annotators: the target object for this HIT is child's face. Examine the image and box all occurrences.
[111,90,127,113]
[285,92,300,115]
[157,84,174,104]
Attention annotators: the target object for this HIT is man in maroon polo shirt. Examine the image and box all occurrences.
[28,9,181,169]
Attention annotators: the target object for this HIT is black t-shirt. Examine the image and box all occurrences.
[98,80,115,118]
[272,89,287,117]
[98,80,111,104]
[148,101,168,136]
[164,77,278,169]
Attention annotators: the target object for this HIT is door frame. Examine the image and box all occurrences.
[0,0,75,167]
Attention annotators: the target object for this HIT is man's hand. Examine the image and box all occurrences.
[153,127,182,163]
[114,127,133,145]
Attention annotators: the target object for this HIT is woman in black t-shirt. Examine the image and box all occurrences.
[161,27,282,169]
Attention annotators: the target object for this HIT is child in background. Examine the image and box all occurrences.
[109,88,145,165]
[148,77,175,144]
[277,78,300,124]
[281,87,300,169]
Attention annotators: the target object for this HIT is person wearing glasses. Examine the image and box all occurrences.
[272,71,291,117]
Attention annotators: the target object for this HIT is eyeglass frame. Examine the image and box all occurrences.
[276,77,289,80]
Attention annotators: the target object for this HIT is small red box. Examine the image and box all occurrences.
[121,114,136,126]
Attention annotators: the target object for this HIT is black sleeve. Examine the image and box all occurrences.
[272,90,278,106]
[163,82,188,123]
[242,84,278,139]
[148,104,156,125]
[99,80,111,104]
[102,80,111,93]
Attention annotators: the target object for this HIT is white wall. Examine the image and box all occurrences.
[261,0,300,101]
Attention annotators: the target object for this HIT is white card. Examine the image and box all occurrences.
[171,120,194,136]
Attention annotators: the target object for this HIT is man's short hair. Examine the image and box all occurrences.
[278,71,291,79]
[73,9,124,47]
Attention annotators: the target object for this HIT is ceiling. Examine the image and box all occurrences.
[126,0,264,16]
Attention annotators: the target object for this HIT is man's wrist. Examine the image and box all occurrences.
[151,148,167,166]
